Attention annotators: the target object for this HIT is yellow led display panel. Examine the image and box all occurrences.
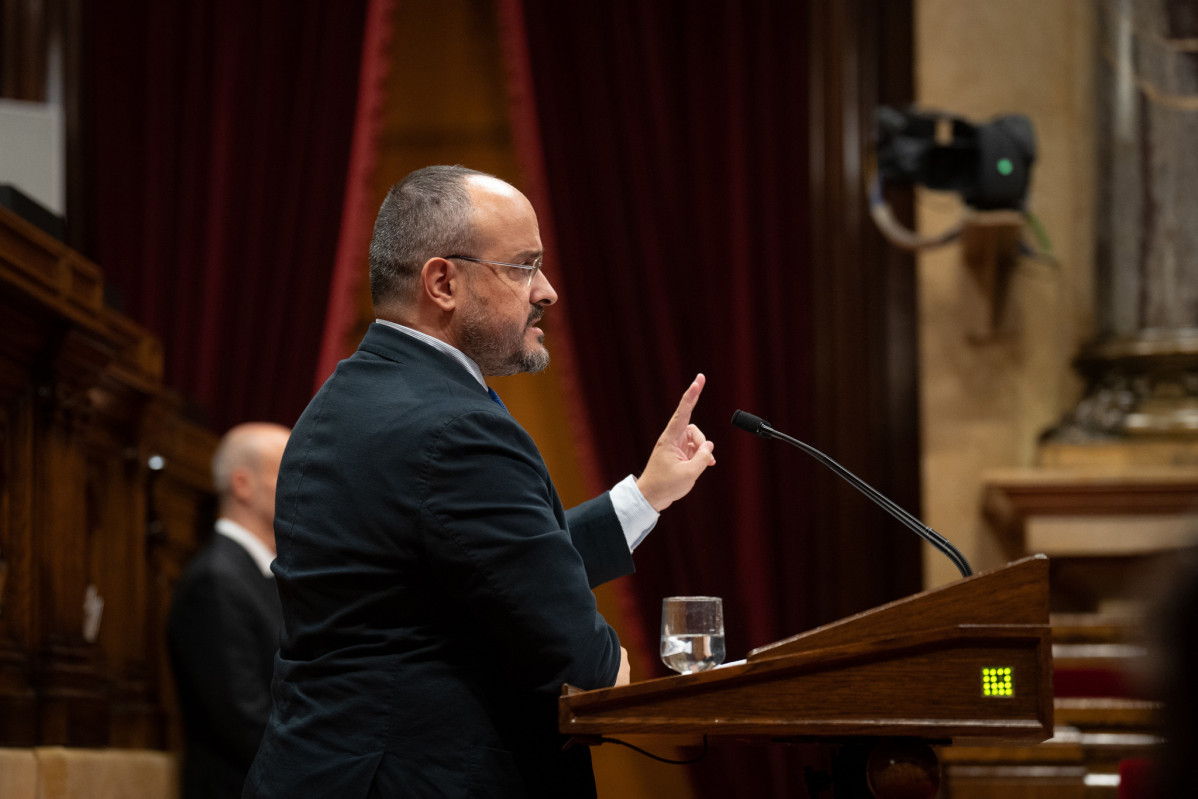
[982,666,1014,697]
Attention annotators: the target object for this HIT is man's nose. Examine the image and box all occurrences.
[532,270,558,305]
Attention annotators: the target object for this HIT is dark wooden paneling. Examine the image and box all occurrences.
[0,206,216,749]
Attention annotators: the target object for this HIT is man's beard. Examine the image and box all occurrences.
[458,303,550,377]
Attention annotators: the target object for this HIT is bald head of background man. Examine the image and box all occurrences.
[209,422,291,554]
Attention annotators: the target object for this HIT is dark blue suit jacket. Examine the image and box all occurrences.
[245,323,633,798]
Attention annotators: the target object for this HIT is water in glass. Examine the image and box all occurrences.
[660,596,725,674]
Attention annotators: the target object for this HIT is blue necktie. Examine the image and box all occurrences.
[487,387,507,411]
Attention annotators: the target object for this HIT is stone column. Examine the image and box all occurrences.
[1061,0,1198,438]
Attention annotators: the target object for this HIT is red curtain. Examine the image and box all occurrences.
[78,1,372,432]
[315,0,396,391]
[500,1,922,794]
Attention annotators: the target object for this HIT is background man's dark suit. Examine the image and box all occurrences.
[168,531,282,799]
[245,324,632,798]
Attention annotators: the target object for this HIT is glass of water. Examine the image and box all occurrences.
[660,596,725,674]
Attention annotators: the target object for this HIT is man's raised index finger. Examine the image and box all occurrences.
[669,373,706,428]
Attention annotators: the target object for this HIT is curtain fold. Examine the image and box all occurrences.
[81,1,370,432]
[495,0,657,670]
[315,0,397,390]
[498,2,921,795]
[500,0,819,666]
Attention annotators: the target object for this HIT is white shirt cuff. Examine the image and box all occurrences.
[610,474,659,551]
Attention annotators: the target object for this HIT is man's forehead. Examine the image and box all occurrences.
[465,176,540,246]
[465,174,523,202]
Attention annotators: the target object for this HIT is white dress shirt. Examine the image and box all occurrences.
[215,517,276,577]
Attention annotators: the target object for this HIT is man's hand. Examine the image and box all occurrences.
[635,373,716,512]
[615,647,631,687]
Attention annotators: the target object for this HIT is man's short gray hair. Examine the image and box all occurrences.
[368,165,497,308]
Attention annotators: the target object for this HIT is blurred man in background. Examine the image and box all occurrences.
[168,422,290,799]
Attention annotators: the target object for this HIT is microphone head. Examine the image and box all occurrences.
[731,409,773,438]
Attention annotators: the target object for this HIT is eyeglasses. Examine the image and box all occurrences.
[446,254,542,287]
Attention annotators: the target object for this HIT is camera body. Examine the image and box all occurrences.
[875,106,1036,211]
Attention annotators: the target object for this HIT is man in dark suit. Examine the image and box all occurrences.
[168,422,291,799]
[244,165,715,798]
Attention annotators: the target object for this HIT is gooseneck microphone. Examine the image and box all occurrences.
[731,409,973,578]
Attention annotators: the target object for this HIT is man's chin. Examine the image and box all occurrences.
[521,347,550,374]
[481,345,549,377]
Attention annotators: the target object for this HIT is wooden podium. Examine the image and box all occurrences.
[560,555,1053,796]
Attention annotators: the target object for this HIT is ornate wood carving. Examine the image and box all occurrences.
[0,206,216,749]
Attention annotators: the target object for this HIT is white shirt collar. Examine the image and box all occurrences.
[215,518,276,577]
[375,319,486,388]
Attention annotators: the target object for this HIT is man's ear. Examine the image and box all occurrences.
[229,466,254,503]
[421,257,459,311]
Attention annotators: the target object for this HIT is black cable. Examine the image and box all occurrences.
[595,735,709,765]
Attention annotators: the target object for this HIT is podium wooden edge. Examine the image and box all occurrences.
[561,624,1053,743]
[560,556,1054,746]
